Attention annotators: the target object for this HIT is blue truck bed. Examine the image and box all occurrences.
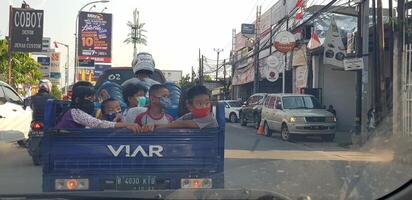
[41,100,225,192]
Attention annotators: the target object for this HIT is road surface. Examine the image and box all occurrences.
[0,123,410,200]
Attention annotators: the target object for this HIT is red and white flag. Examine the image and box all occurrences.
[307,31,321,49]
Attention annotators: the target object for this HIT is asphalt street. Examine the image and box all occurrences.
[0,122,411,200]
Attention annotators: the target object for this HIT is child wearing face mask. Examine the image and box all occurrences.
[121,84,148,123]
[143,85,218,132]
[134,84,173,127]
[99,98,122,122]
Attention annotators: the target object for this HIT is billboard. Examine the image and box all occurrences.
[78,12,112,63]
[37,56,50,77]
[50,52,60,72]
[9,7,44,52]
[241,24,255,35]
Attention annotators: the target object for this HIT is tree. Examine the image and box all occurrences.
[51,84,62,100]
[178,74,195,89]
[0,39,42,89]
[124,9,147,57]
[204,75,213,81]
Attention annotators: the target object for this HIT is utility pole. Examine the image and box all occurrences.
[198,48,201,84]
[200,55,204,85]
[223,59,227,100]
[214,48,224,81]
[8,6,12,85]
[377,0,387,116]
[360,0,370,143]
[253,5,261,94]
[393,0,405,135]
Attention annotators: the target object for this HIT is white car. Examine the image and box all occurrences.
[0,81,32,144]
[218,100,242,123]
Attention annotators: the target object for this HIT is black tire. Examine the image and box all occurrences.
[264,121,272,137]
[17,140,27,148]
[229,113,238,123]
[322,134,335,142]
[240,113,247,126]
[281,124,293,141]
[254,114,261,129]
[32,155,41,166]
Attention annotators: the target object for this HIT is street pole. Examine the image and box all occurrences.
[74,0,109,84]
[223,59,227,100]
[360,0,370,143]
[393,0,405,136]
[377,0,386,116]
[8,6,12,85]
[55,42,70,95]
[214,48,224,81]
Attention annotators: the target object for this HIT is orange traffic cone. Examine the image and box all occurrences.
[257,121,264,135]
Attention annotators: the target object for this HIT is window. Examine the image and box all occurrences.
[267,96,275,109]
[2,86,22,105]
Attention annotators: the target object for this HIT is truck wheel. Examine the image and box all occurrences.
[32,155,41,166]
[264,122,272,137]
[254,114,261,129]
[281,124,292,141]
[240,114,247,126]
[229,113,238,123]
[322,134,335,142]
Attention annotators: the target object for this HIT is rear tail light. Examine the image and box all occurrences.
[31,121,43,131]
[55,179,89,191]
[181,178,212,189]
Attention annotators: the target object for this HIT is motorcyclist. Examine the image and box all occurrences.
[29,79,55,121]
[121,52,160,92]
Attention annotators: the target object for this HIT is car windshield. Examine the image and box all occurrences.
[1,1,411,200]
[227,101,242,107]
[282,96,323,109]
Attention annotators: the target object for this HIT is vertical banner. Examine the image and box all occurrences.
[78,12,112,63]
[323,17,346,68]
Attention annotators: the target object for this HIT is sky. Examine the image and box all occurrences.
[0,0,391,85]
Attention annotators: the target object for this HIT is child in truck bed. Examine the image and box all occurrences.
[144,85,218,131]
[135,84,174,126]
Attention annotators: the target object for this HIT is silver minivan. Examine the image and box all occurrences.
[261,93,336,142]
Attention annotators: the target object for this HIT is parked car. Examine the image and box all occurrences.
[0,81,32,146]
[219,100,242,123]
[261,93,336,142]
[239,93,268,129]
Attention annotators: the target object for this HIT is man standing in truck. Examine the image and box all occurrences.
[122,52,160,92]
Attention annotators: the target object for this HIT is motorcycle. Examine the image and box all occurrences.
[26,120,44,166]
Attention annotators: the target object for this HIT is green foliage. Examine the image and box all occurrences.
[204,75,213,81]
[0,39,42,88]
[178,74,195,89]
[51,84,62,100]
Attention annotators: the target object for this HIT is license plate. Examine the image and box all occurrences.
[102,176,170,190]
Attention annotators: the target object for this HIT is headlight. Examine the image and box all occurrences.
[289,117,297,123]
[326,116,336,123]
[55,178,89,191]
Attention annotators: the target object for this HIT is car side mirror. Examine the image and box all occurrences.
[243,101,247,106]
[0,97,6,105]
[275,103,282,110]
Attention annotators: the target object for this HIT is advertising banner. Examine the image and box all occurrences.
[9,7,44,52]
[323,17,346,68]
[78,12,112,63]
[37,57,50,77]
[50,52,60,72]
